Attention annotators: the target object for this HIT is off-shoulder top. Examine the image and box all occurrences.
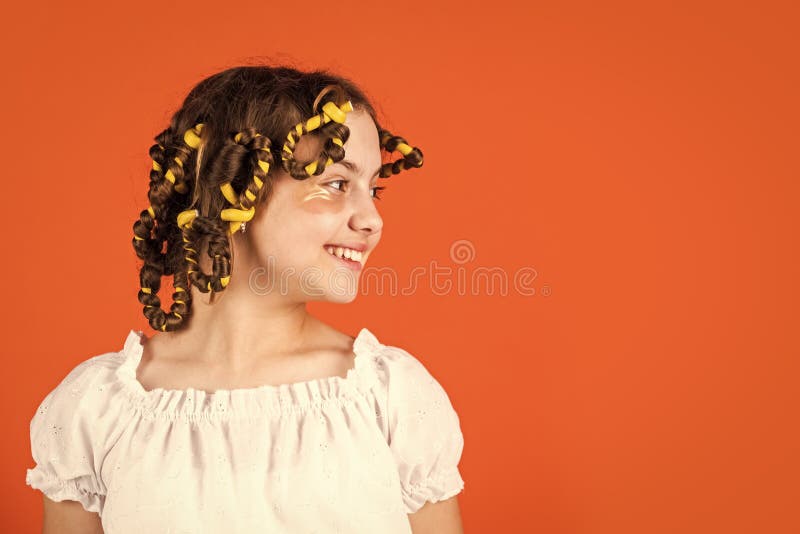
[25,327,465,533]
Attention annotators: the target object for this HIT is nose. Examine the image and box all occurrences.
[349,189,383,235]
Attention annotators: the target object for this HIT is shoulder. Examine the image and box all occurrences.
[373,342,463,436]
[373,341,457,410]
[363,333,466,513]
[32,347,126,420]
[363,333,463,446]
[26,336,133,513]
[28,333,139,448]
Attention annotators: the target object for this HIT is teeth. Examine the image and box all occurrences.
[326,246,362,262]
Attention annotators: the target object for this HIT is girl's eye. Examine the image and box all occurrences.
[371,186,386,200]
[327,179,346,191]
[325,180,387,201]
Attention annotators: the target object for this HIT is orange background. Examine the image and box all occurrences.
[2,1,798,532]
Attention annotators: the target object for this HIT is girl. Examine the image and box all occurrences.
[25,65,465,533]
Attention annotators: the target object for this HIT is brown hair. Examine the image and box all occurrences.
[131,65,423,333]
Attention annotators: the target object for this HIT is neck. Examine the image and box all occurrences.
[149,248,324,369]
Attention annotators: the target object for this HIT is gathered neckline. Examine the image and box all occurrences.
[114,327,385,418]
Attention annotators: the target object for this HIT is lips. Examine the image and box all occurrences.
[323,242,367,252]
[324,245,363,262]
[325,246,363,271]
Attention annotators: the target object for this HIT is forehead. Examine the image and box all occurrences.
[341,109,381,163]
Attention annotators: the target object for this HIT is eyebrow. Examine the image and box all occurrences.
[333,159,381,178]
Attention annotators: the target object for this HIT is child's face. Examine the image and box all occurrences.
[243,108,385,303]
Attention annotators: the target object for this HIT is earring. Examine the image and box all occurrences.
[240,221,247,234]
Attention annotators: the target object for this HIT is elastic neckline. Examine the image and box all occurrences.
[114,327,384,418]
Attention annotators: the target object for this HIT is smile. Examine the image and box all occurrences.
[325,246,363,263]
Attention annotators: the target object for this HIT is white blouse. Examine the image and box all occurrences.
[25,327,465,533]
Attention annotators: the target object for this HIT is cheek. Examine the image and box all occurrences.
[250,180,345,264]
[293,181,346,214]
[255,197,339,255]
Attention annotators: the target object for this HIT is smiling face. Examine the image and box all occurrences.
[241,108,384,303]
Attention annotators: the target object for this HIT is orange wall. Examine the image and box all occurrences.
[2,1,798,532]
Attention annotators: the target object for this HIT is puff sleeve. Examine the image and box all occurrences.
[380,346,465,514]
[25,356,110,513]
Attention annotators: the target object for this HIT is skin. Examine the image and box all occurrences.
[42,109,463,533]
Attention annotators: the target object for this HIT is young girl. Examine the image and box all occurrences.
[24,66,465,533]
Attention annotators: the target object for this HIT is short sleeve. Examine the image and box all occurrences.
[25,357,109,514]
[381,346,465,514]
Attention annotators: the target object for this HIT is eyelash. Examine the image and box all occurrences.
[326,179,387,200]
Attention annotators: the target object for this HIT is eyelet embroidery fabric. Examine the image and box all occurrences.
[25,327,465,533]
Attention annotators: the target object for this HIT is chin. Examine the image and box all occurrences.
[321,289,358,304]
